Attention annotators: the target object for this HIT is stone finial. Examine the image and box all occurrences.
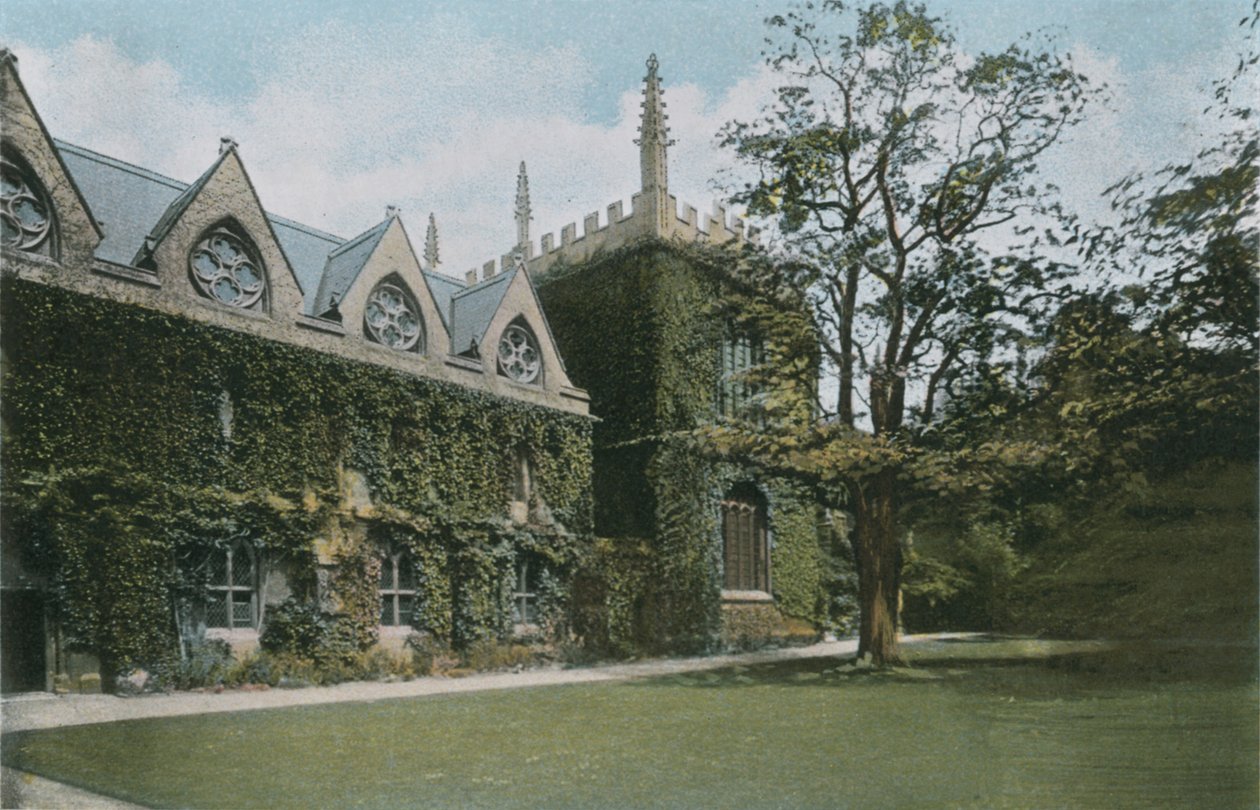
[0,49,18,71]
[515,161,532,251]
[385,205,400,220]
[425,213,440,270]
[635,54,673,233]
[219,136,239,155]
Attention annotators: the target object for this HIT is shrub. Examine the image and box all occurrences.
[463,638,537,671]
[405,632,459,676]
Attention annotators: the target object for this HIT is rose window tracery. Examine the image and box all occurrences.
[190,229,266,308]
[1,157,54,253]
[498,323,541,384]
[364,282,423,352]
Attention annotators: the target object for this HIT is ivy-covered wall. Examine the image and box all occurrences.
[537,240,840,652]
[1,277,593,679]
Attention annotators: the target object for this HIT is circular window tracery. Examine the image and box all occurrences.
[364,281,423,352]
[498,323,541,384]
[1,157,54,253]
[189,229,266,308]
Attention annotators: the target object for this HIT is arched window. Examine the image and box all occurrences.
[206,541,258,629]
[189,225,266,309]
[497,318,542,385]
[379,549,417,627]
[721,485,769,592]
[1,151,56,257]
[364,277,424,353]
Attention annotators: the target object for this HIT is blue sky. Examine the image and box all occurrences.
[1,0,1248,274]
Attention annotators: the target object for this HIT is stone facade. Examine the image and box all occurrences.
[0,49,836,693]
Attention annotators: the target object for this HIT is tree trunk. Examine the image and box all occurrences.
[851,469,902,666]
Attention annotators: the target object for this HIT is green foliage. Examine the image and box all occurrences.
[1,277,593,678]
[538,241,839,652]
[1010,460,1259,642]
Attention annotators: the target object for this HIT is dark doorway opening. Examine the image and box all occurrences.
[2,589,47,693]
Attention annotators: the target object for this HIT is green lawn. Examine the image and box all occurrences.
[3,638,1256,809]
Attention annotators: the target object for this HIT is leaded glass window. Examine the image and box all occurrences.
[189,228,266,309]
[717,331,764,419]
[511,559,539,626]
[721,487,769,592]
[206,542,257,629]
[498,321,541,384]
[379,550,417,627]
[1,155,54,256]
[364,280,423,353]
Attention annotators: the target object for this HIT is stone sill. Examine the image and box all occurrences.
[295,313,345,335]
[721,589,774,604]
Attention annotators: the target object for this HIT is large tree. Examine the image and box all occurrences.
[716,1,1097,663]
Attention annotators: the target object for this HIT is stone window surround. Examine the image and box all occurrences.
[379,548,416,628]
[205,541,259,631]
[1,150,57,259]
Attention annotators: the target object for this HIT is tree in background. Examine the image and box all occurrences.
[713,0,1098,663]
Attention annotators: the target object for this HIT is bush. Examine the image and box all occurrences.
[405,632,459,676]
[260,598,363,668]
[155,639,234,691]
[463,638,537,672]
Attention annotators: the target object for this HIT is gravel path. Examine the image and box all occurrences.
[1,633,977,734]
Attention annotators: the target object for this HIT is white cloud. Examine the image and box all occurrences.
[10,22,766,279]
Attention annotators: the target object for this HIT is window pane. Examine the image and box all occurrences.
[397,595,414,626]
[397,558,415,591]
[380,596,393,626]
[379,558,392,588]
[206,594,228,628]
[208,553,227,586]
[231,593,253,627]
[231,551,253,588]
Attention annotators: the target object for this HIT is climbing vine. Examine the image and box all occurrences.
[1,277,592,678]
[538,240,847,653]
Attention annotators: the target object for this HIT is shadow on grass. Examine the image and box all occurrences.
[630,636,1259,693]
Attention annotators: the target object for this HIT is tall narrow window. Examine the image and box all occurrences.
[1,154,55,257]
[721,486,769,592]
[497,319,541,385]
[511,558,539,626]
[189,226,266,309]
[379,549,417,627]
[364,277,424,353]
[717,330,764,419]
[206,542,257,629]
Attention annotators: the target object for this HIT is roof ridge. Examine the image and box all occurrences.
[55,139,189,191]
[451,267,514,298]
[327,218,389,258]
[267,213,345,245]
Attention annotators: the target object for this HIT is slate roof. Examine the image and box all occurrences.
[55,140,345,304]
[449,269,516,357]
[423,269,465,331]
[54,141,494,346]
[311,218,392,316]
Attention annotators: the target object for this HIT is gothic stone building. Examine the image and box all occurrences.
[0,51,838,692]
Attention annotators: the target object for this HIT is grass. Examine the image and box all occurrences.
[3,637,1256,809]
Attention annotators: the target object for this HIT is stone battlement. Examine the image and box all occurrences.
[466,192,759,283]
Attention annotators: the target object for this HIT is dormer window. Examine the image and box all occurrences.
[190,227,266,309]
[1,155,55,256]
[498,320,541,384]
[364,279,424,353]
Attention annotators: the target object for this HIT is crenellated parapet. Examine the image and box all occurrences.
[466,54,760,284]
[466,189,760,282]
